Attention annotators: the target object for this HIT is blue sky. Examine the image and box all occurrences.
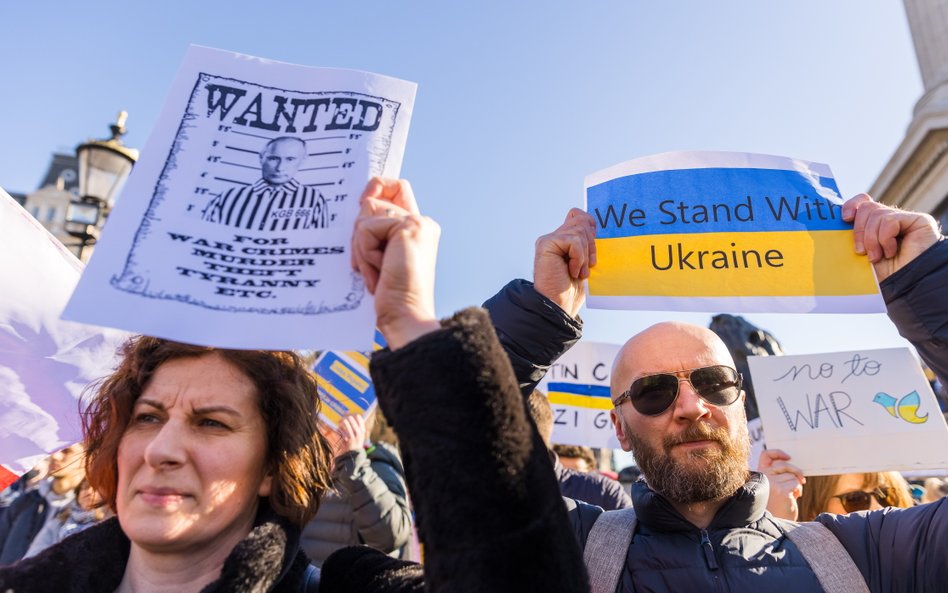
[0,0,925,355]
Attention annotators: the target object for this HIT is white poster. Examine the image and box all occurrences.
[539,341,621,449]
[64,46,417,351]
[0,189,129,489]
[749,348,948,475]
[585,151,884,314]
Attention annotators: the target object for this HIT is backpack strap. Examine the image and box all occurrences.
[301,563,321,593]
[582,508,637,593]
[782,521,870,593]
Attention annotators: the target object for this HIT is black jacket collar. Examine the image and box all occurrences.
[631,471,770,533]
[0,501,305,592]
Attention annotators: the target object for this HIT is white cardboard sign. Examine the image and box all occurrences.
[749,347,948,474]
[64,46,416,351]
[539,341,621,449]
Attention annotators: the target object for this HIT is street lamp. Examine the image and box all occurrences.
[65,111,139,260]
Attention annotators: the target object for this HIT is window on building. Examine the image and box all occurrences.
[46,206,58,222]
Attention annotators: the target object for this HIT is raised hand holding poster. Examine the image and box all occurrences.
[64,46,417,350]
[0,189,129,490]
[585,151,884,314]
[749,347,948,474]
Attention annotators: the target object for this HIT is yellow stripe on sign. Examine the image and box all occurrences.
[330,360,370,393]
[590,229,879,297]
[319,379,364,415]
[548,391,614,410]
[347,351,371,370]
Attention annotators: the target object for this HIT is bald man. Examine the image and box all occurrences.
[610,322,752,523]
[569,197,948,592]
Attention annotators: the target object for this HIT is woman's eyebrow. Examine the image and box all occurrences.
[191,405,242,418]
[134,398,165,411]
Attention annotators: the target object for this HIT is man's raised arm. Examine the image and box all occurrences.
[484,208,596,395]
[843,194,947,383]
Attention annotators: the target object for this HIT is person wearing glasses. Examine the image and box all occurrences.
[564,194,948,593]
[799,472,914,520]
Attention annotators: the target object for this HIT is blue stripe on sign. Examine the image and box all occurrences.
[547,382,611,398]
[315,351,372,407]
[587,167,848,238]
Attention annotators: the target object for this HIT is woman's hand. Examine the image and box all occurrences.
[352,177,441,350]
[757,448,805,521]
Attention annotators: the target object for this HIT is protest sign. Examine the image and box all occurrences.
[539,341,621,449]
[313,329,386,430]
[0,189,129,490]
[749,347,948,475]
[746,417,766,469]
[585,151,884,314]
[64,46,417,351]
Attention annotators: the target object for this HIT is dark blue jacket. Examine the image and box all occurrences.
[579,474,948,593]
[0,489,48,564]
[555,461,633,511]
[483,279,583,397]
[881,237,948,385]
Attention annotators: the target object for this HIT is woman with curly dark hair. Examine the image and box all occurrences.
[1,339,333,592]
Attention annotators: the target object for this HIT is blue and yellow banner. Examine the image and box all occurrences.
[313,329,385,428]
[538,341,621,449]
[584,151,884,313]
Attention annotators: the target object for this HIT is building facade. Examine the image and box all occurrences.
[21,153,82,252]
[871,0,948,228]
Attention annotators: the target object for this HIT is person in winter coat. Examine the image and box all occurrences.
[574,195,948,593]
[301,411,412,566]
[319,177,591,593]
[0,340,334,593]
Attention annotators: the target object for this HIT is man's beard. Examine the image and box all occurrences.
[626,418,750,504]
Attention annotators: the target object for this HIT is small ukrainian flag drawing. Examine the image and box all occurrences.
[872,390,929,424]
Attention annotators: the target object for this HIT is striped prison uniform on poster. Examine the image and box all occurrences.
[201,179,329,231]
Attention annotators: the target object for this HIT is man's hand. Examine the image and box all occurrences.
[352,177,441,350]
[533,208,597,318]
[757,448,805,521]
[842,194,941,283]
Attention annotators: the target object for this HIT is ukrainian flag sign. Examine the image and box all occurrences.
[585,151,885,313]
[313,329,387,429]
[538,341,621,449]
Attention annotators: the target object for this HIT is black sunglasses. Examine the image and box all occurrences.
[613,365,743,416]
[832,486,898,513]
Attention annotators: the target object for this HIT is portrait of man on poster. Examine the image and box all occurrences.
[202,136,330,231]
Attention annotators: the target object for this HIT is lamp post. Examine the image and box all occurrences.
[65,111,139,260]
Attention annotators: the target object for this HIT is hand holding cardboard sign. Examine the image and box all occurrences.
[843,194,941,283]
[533,208,597,318]
[352,178,441,350]
[757,448,805,521]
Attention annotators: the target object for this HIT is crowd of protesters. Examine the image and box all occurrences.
[0,177,946,592]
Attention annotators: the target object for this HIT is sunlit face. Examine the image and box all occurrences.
[259,138,305,185]
[115,353,272,555]
[610,322,750,503]
[48,444,85,479]
[825,473,886,515]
